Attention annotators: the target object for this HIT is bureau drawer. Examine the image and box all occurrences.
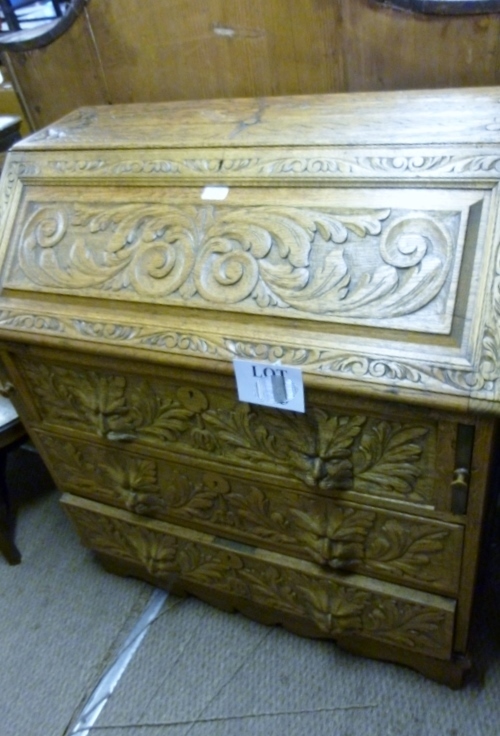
[37,431,464,596]
[62,493,456,661]
[15,354,456,513]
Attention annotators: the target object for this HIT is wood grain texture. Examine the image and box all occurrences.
[35,429,465,596]
[1,91,500,412]
[342,2,500,91]
[3,0,500,131]
[2,6,109,129]
[0,89,497,685]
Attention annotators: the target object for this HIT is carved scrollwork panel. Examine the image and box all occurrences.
[42,151,500,180]
[7,199,462,332]
[63,499,455,658]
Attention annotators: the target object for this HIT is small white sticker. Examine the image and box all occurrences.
[201,186,229,201]
[233,359,305,413]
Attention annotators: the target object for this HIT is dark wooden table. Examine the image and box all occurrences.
[0,395,26,564]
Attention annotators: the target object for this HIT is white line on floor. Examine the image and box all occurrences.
[67,587,168,736]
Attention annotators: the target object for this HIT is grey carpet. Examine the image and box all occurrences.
[0,447,152,736]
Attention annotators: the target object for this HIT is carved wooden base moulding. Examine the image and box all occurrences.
[0,88,499,687]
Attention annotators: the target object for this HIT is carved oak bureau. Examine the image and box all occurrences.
[0,88,499,686]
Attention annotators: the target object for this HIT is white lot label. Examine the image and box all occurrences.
[233,359,305,412]
[201,185,229,200]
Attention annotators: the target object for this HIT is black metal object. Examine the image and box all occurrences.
[0,1,66,33]
[0,0,85,51]
[375,0,500,14]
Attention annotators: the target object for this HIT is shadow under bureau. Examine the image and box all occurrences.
[0,88,499,686]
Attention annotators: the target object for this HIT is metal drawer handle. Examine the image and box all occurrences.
[106,431,138,443]
[315,538,360,571]
[451,467,469,515]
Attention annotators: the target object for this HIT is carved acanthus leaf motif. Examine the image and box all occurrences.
[207,484,291,547]
[39,435,163,513]
[291,505,376,568]
[68,506,452,653]
[40,431,457,591]
[0,310,64,335]
[176,543,245,589]
[16,202,392,315]
[103,457,160,514]
[364,600,446,652]
[476,239,500,401]
[73,509,178,577]
[24,360,436,501]
[124,383,199,442]
[40,438,96,493]
[14,200,456,322]
[23,360,365,489]
[355,422,430,501]
[129,528,178,577]
[134,470,239,526]
[0,161,40,224]
[198,404,365,490]
[246,154,500,178]
[73,318,223,357]
[49,159,106,174]
[224,339,494,397]
[298,585,369,634]
[365,520,449,581]
[72,320,139,342]
[25,364,128,436]
[23,363,196,441]
[0,305,489,399]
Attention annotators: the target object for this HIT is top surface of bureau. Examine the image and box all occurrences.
[0,88,500,414]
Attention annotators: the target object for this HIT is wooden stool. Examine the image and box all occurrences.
[0,395,26,564]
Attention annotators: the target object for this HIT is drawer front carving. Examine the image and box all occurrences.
[20,358,441,507]
[62,494,456,661]
[38,433,463,595]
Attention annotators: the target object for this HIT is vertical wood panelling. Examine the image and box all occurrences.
[3,8,108,129]
[85,0,345,102]
[342,3,500,91]
[2,0,500,130]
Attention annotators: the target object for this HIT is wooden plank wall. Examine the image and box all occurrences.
[3,0,500,131]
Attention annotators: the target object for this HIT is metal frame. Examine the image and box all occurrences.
[0,1,66,33]
[0,0,85,51]
[375,0,500,14]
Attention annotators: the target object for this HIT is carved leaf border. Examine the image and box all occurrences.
[1,305,496,400]
[69,507,452,655]
[42,152,500,179]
